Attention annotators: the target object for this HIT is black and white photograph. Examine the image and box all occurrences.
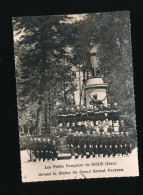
[12,11,139,182]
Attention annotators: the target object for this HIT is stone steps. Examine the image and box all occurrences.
[58,153,72,160]
[58,147,71,153]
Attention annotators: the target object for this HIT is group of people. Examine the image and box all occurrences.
[57,118,127,136]
[67,130,133,159]
[57,103,122,136]
[27,129,133,162]
[57,103,120,124]
[28,137,59,162]
[26,106,133,162]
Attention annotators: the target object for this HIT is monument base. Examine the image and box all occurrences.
[84,77,108,108]
[58,153,72,160]
[57,136,72,160]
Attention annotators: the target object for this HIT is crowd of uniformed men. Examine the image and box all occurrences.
[26,103,134,161]
[57,103,120,125]
[28,137,59,162]
[28,130,133,161]
[67,130,132,159]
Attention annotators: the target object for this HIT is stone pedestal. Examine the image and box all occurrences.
[58,153,71,160]
[84,77,108,108]
[57,136,72,160]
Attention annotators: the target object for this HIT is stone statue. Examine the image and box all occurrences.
[89,45,101,77]
[89,92,107,107]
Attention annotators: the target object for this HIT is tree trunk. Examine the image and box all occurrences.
[63,82,67,103]
[44,103,48,134]
[79,65,82,109]
[48,81,51,134]
[36,102,43,135]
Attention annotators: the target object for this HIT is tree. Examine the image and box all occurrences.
[13,15,77,134]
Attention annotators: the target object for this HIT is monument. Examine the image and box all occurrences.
[84,45,108,108]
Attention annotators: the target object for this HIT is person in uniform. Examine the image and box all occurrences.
[95,121,100,134]
[46,138,52,161]
[102,133,105,157]
[99,125,104,134]
[76,131,82,158]
[125,131,132,155]
[67,129,75,157]
[118,132,123,157]
[71,122,76,133]
[67,107,72,126]
[28,137,34,161]
[98,104,105,122]
[44,138,49,161]
[70,107,76,124]
[119,120,126,133]
[91,107,95,123]
[110,132,113,157]
[75,106,81,124]
[67,129,72,148]
[42,138,47,161]
[107,132,112,157]
[85,120,90,132]
[91,131,97,158]
[87,107,93,121]
[81,121,86,134]
[65,107,69,124]
[93,105,100,125]
[98,133,103,157]
[57,121,64,136]
[103,132,108,157]
[77,121,82,133]
[103,119,109,133]
[89,120,95,134]
[112,102,120,121]
[114,120,119,133]
[117,132,121,156]
[114,132,119,157]
[52,140,59,161]
[70,131,75,159]
[77,131,81,158]
[37,138,42,161]
[80,106,86,132]
[85,130,92,158]
[124,137,128,156]
[79,131,86,158]
[107,125,114,133]
[41,138,46,161]
[106,104,111,119]
[112,132,116,157]
[81,106,87,122]
[94,132,99,158]
[66,122,70,133]
[33,138,38,161]
[120,131,126,156]
[73,131,79,159]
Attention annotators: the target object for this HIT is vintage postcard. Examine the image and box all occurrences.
[12,11,139,182]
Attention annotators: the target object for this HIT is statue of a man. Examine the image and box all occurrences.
[89,45,100,77]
